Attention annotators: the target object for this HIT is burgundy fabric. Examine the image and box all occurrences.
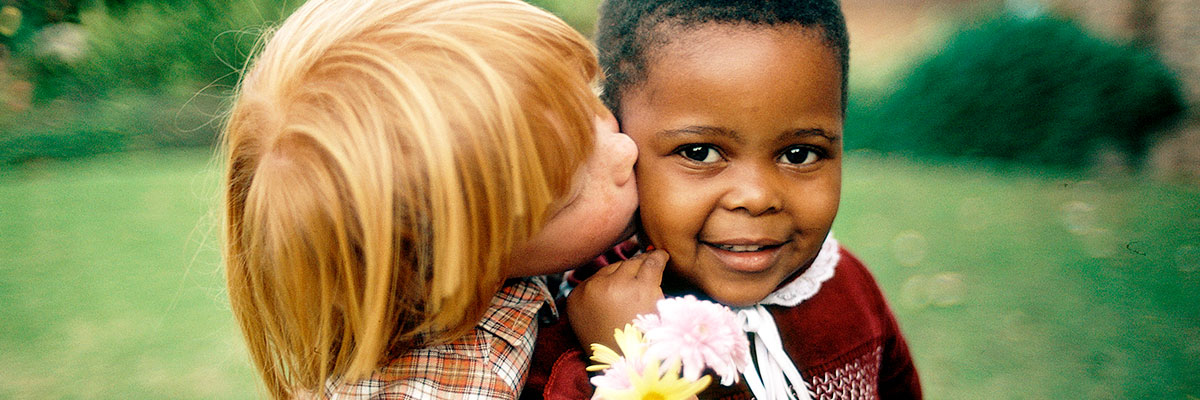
[523,247,921,400]
[520,298,593,400]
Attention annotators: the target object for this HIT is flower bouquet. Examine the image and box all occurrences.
[587,295,751,400]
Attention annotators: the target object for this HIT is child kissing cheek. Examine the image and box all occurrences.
[620,24,843,307]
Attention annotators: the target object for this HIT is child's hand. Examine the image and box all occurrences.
[567,250,668,351]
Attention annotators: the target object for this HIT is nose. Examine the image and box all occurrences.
[608,131,638,186]
[594,113,637,186]
[718,164,781,216]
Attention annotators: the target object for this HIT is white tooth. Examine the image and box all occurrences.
[721,244,764,252]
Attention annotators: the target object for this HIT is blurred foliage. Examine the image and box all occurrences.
[527,0,602,36]
[7,0,84,40]
[0,0,601,164]
[0,0,297,164]
[847,13,1186,169]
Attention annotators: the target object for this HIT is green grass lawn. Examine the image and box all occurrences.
[0,149,257,399]
[1,149,1198,399]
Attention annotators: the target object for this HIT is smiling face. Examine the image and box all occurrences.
[620,23,843,307]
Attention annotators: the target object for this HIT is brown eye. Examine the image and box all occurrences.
[779,147,820,165]
[678,144,721,163]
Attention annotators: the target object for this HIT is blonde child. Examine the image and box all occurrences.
[221,0,641,398]
[526,0,921,399]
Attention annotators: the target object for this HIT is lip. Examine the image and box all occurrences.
[700,239,787,273]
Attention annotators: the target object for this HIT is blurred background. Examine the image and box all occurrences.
[0,0,1196,398]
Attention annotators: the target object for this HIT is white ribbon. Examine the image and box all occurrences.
[734,235,840,400]
[737,305,811,400]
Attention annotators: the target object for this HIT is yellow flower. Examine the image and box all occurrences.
[594,358,712,400]
[588,324,645,372]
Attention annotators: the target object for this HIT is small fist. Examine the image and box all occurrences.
[567,250,669,350]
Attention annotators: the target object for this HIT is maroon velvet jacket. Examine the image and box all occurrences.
[521,247,921,400]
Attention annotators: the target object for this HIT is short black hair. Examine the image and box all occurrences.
[595,0,849,115]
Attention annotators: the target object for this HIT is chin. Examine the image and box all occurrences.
[705,286,770,308]
[662,270,773,307]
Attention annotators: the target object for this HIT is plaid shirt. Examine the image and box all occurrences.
[324,277,555,400]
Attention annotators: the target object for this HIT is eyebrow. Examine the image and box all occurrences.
[658,126,743,144]
[791,128,842,144]
[657,126,842,144]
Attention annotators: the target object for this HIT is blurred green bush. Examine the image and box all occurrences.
[847,13,1186,169]
[0,0,295,164]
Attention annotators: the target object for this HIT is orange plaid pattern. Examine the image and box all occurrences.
[324,277,555,399]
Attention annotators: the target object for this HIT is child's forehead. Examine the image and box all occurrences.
[639,22,838,82]
[640,23,842,87]
[628,21,844,106]
[618,22,844,139]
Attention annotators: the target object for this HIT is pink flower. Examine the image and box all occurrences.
[590,357,636,393]
[634,295,751,386]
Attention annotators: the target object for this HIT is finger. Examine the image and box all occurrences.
[635,250,668,285]
[608,253,648,280]
[590,256,627,278]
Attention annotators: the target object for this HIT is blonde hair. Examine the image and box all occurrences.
[221,0,603,397]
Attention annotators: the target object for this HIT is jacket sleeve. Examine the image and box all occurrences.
[877,327,922,399]
[873,270,922,400]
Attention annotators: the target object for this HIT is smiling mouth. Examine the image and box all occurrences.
[709,243,777,252]
[700,240,787,273]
